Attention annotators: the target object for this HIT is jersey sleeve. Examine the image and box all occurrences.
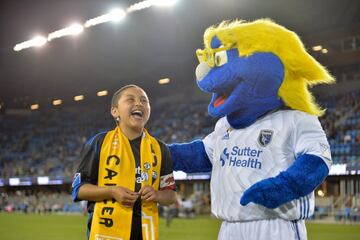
[202,131,216,164]
[71,132,105,201]
[159,142,176,191]
[202,118,225,164]
[293,113,332,169]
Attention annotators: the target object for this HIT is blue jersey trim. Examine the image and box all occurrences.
[306,195,310,219]
[299,198,303,219]
[86,131,107,155]
[292,220,301,240]
[71,173,82,202]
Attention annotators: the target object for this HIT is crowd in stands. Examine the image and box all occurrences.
[1,90,360,220]
[149,101,216,143]
[0,188,211,217]
[2,90,360,179]
[0,100,216,180]
[318,90,360,169]
[0,106,111,179]
[0,190,83,214]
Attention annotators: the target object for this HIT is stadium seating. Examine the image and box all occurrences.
[319,90,360,170]
[1,92,360,219]
[1,92,360,178]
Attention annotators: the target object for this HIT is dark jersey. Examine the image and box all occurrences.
[72,131,176,240]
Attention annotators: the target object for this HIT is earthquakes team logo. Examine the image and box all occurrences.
[258,129,273,147]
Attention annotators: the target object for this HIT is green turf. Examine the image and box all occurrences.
[306,222,360,240]
[159,215,221,240]
[0,213,87,240]
[1,213,359,240]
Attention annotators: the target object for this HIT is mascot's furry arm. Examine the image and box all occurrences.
[240,154,329,209]
[170,142,330,209]
[169,140,212,173]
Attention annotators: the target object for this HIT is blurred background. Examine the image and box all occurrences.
[1,0,360,239]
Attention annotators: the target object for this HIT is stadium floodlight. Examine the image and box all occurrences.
[158,78,170,84]
[84,8,126,28]
[109,8,126,22]
[74,95,85,101]
[312,45,322,51]
[52,99,62,106]
[317,189,325,197]
[127,0,152,12]
[127,0,177,13]
[321,48,328,54]
[97,90,108,96]
[152,0,178,7]
[47,23,84,41]
[13,36,47,52]
[30,104,39,110]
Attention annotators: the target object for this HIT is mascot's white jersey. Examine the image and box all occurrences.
[203,110,332,222]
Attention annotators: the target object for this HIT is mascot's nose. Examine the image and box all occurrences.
[195,62,211,81]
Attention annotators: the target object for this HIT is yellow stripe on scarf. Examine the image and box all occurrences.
[89,127,162,240]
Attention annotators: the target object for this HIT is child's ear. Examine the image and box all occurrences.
[110,107,118,118]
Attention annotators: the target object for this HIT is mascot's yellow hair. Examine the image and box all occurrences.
[203,19,335,116]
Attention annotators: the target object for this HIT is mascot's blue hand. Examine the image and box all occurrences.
[240,154,329,209]
[168,140,212,173]
[240,181,266,207]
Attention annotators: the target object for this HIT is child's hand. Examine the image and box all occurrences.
[139,186,158,202]
[110,186,139,207]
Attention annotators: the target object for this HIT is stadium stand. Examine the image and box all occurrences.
[1,90,360,221]
[319,90,360,169]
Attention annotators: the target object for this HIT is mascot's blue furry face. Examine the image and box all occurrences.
[195,36,284,128]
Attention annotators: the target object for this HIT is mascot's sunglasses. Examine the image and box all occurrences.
[196,44,235,68]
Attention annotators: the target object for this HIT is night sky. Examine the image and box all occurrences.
[1,0,359,108]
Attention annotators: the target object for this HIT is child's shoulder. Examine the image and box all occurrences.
[85,131,108,147]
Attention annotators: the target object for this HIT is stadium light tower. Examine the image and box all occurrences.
[152,0,178,7]
[127,0,178,12]
[109,8,126,22]
[30,104,39,110]
[74,95,85,101]
[47,23,84,41]
[97,90,108,97]
[84,8,126,28]
[52,99,62,106]
[14,1,179,52]
[159,78,170,84]
[13,36,47,52]
[312,45,322,51]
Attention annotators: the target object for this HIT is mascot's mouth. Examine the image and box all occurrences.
[214,94,228,108]
[213,87,233,108]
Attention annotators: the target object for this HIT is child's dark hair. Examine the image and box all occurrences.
[111,84,140,108]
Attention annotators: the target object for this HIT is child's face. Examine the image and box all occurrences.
[115,87,151,132]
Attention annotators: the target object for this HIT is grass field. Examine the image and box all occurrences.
[0,213,359,240]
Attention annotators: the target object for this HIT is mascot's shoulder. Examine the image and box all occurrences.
[268,109,321,127]
[214,117,230,132]
[211,110,320,133]
[283,109,320,121]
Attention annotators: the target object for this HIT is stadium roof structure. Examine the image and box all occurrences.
[0,0,360,109]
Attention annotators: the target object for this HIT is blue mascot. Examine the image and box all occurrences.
[169,19,334,240]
